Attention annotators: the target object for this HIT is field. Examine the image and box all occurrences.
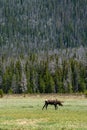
[0,94,87,130]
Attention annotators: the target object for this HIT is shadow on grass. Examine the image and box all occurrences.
[22,105,34,108]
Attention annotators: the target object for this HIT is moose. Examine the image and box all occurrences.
[42,99,63,110]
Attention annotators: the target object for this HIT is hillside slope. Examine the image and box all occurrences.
[0,0,87,55]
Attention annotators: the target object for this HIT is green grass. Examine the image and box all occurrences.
[0,94,87,130]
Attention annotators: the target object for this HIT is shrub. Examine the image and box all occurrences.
[8,89,13,94]
[0,89,4,98]
[84,91,87,98]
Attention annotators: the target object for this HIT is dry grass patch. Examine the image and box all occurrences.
[16,118,48,126]
[2,118,48,128]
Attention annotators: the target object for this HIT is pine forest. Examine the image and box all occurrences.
[0,0,87,94]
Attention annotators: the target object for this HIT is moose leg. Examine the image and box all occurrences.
[42,104,46,110]
[42,103,48,110]
[54,104,58,110]
[46,104,48,110]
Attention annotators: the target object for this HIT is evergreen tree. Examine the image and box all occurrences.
[38,75,45,93]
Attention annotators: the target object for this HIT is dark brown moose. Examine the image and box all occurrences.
[42,99,63,110]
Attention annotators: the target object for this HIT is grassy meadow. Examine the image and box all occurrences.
[0,94,87,130]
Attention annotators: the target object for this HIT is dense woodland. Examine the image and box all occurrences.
[0,47,87,94]
[0,0,87,94]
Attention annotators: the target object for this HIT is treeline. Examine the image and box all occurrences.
[0,49,87,94]
[0,0,87,55]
